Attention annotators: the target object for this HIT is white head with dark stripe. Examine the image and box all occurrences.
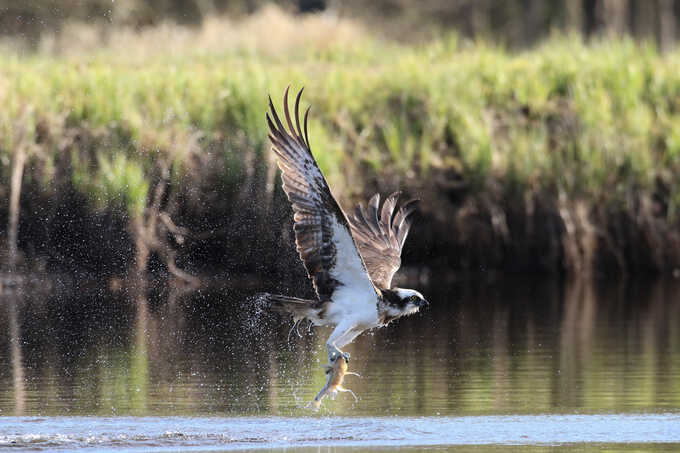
[379,287,428,323]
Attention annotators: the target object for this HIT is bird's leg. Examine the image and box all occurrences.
[334,326,365,362]
[326,322,359,363]
[287,320,297,344]
[287,319,302,344]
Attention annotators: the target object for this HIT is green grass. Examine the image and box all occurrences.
[1,34,679,227]
[73,152,149,218]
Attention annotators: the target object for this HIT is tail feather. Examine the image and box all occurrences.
[258,293,322,322]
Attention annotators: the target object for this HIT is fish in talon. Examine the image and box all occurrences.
[306,355,360,411]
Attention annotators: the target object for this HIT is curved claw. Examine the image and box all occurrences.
[327,345,339,362]
[327,345,350,363]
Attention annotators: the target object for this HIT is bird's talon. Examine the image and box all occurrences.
[327,345,343,363]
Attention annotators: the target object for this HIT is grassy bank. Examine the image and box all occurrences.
[1,10,679,278]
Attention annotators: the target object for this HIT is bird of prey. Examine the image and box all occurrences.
[262,87,428,363]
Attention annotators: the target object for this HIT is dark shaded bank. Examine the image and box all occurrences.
[2,160,679,284]
[1,123,680,283]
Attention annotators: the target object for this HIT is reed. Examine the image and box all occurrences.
[1,9,679,275]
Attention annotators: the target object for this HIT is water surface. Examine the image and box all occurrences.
[1,414,679,451]
[0,274,678,450]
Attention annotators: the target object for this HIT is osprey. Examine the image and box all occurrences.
[262,87,428,363]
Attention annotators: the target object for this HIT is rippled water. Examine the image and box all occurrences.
[0,273,679,451]
[1,414,679,451]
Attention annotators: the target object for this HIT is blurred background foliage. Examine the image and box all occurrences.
[0,0,679,281]
[2,0,680,50]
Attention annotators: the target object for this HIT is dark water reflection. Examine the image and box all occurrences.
[0,274,679,416]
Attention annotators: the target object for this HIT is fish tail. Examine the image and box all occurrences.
[305,383,329,411]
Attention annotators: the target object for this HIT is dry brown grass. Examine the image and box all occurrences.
[27,5,368,59]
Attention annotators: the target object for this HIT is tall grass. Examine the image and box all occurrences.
[73,153,149,218]
[1,8,679,273]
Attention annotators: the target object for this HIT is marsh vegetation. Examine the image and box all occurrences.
[1,7,679,282]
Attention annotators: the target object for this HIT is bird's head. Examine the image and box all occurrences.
[381,288,429,320]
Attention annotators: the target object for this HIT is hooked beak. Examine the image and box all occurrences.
[415,298,429,308]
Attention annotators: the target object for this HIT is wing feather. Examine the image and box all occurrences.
[347,192,419,289]
[268,87,376,302]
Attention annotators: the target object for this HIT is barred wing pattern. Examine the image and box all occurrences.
[347,192,419,290]
[267,87,375,302]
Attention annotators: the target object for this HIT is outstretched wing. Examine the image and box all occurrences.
[347,192,418,290]
[267,87,376,302]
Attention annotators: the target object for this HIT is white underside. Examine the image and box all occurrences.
[320,217,380,349]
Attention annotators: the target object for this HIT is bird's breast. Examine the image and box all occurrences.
[327,287,380,325]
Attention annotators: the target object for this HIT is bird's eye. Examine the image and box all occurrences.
[410,296,418,302]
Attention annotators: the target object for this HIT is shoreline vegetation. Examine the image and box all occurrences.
[1,7,680,286]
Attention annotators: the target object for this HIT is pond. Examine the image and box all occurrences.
[0,273,679,451]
